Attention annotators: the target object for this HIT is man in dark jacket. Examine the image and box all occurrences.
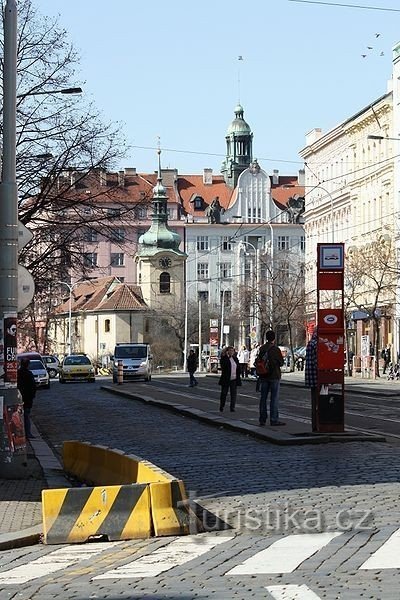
[258,330,285,426]
[218,346,241,412]
[17,358,36,439]
[187,349,198,387]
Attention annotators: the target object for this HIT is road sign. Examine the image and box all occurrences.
[18,265,35,311]
[18,221,33,251]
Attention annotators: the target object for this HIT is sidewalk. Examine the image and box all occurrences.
[0,370,395,551]
[101,371,389,449]
[0,420,69,550]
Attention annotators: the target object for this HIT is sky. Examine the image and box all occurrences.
[35,0,400,176]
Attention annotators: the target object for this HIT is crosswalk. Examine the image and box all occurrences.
[1,528,400,595]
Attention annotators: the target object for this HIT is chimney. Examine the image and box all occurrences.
[118,170,125,187]
[70,170,76,189]
[298,169,305,186]
[272,169,279,185]
[99,170,107,186]
[124,167,137,176]
[203,168,213,185]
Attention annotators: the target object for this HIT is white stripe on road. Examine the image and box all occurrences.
[360,527,400,570]
[0,542,120,584]
[93,534,234,579]
[266,584,322,599]
[227,532,342,575]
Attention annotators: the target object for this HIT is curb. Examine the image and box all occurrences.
[0,524,42,551]
[100,385,385,445]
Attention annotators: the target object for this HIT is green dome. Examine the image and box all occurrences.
[227,104,251,135]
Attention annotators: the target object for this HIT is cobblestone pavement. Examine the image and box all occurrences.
[1,377,400,599]
[0,452,43,534]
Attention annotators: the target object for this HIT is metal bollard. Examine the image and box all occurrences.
[117,360,123,385]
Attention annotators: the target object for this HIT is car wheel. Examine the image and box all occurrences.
[48,368,58,379]
[45,382,50,389]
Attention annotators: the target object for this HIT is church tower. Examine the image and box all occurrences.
[221,104,253,188]
[136,150,186,310]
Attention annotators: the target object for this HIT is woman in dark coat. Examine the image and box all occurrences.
[218,346,241,412]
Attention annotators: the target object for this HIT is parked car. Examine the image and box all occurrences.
[59,354,96,383]
[41,355,60,379]
[26,359,50,389]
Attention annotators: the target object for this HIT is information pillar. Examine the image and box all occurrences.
[315,243,345,433]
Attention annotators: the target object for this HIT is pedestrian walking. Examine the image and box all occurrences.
[381,345,391,374]
[218,346,241,412]
[187,349,198,387]
[305,329,318,432]
[249,344,259,378]
[237,345,250,378]
[258,330,285,426]
[17,358,36,439]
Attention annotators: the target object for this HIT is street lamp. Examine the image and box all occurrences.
[57,280,82,355]
[17,87,82,98]
[237,239,260,345]
[183,280,198,372]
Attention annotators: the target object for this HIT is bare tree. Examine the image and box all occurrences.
[345,235,396,376]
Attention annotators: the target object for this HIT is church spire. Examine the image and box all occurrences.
[137,149,183,254]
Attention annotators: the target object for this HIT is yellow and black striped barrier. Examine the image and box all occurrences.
[42,441,202,544]
[42,484,151,544]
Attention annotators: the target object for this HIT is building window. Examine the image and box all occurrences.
[111,253,124,266]
[104,319,110,333]
[197,236,209,251]
[278,236,290,251]
[221,290,232,307]
[219,262,232,278]
[222,236,232,251]
[197,263,209,280]
[110,227,125,242]
[83,252,97,267]
[107,207,121,219]
[198,290,209,302]
[136,206,147,219]
[194,196,203,210]
[160,272,170,294]
[300,236,305,251]
[83,228,97,242]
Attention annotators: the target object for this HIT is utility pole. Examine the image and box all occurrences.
[0,0,27,478]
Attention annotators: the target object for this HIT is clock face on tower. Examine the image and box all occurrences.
[158,256,172,269]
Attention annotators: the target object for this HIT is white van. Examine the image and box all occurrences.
[112,343,152,383]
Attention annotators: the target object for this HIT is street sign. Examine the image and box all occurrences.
[18,265,35,311]
[18,221,33,252]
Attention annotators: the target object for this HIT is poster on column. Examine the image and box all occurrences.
[4,314,17,387]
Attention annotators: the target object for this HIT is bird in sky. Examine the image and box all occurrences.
[361,54,367,58]
[375,33,380,38]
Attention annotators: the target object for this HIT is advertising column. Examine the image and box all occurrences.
[315,243,345,433]
[209,319,219,373]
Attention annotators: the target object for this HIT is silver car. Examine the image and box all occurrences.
[28,359,50,389]
[42,355,60,379]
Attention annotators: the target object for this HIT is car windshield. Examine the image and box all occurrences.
[64,355,91,366]
[28,360,46,371]
[115,346,147,359]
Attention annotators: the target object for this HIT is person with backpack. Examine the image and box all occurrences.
[257,330,285,426]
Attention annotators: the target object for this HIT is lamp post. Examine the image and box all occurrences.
[238,240,260,344]
[183,280,198,372]
[57,281,82,355]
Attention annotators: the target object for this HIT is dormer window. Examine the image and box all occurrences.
[194,196,203,210]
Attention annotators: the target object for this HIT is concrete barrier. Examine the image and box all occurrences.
[42,441,202,544]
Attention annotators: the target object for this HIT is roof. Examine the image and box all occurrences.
[177,174,235,215]
[56,277,148,314]
[271,176,305,210]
